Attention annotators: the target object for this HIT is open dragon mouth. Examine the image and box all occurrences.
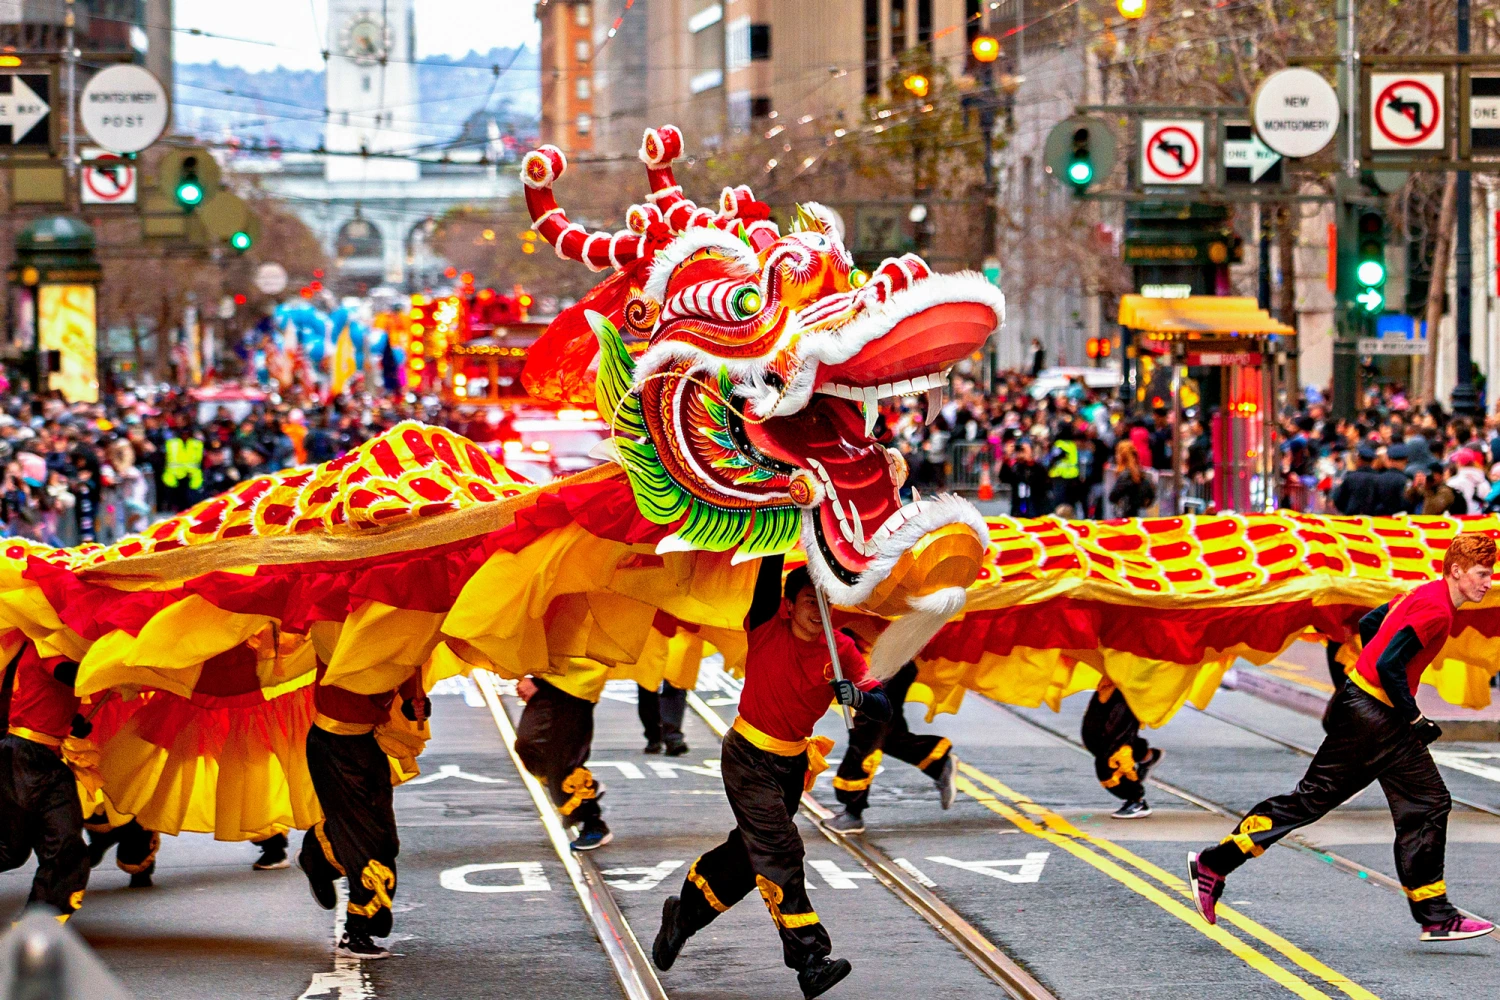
[744,295,999,597]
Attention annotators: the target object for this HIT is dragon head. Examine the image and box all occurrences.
[519,127,1000,664]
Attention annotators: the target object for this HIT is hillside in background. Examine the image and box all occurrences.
[173,45,538,155]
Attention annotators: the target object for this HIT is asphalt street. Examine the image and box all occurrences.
[3,664,1498,1000]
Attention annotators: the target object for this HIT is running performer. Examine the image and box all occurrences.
[827,657,956,834]
[298,659,430,960]
[653,557,891,999]
[0,642,92,920]
[1188,532,1497,943]
[514,658,611,851]
[1080,679,1163,820]
[638,680,689,757]
[86,813,161,888]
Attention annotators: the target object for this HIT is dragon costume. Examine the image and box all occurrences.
[2,126,1497,839]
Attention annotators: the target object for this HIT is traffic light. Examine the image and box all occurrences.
[903,73,930,98]
[229,230,252,252]
[1117,0,1147,18]
[1066,128,1094,189]
[971,35,1000,63]
[174,156,204,208]
[1353,208,1387,314]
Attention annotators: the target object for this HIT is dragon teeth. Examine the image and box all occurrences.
[863,400,879,439]
[925,387,944,426]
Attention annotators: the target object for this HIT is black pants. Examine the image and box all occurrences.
[1081,687,1153,802]
[302,726,399,937]
[1324,640,1347,691]
[85,812,160,876]
[638,682,687,746]
[833,663,950,814]
[1200,684,1459,925]
[0,734,90,916]
[514,678,602,826]
[675,729,830,971]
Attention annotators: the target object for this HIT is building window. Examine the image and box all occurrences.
[575,39,590,61]
[689,3,724,33]
[690,68,724,94]
[574,3,590,26]
[727,16,750,72]
[751,95,773,119]
[889,0,904,56]
[918,0,932,49]
[361,74,371,92]
[576,77,591,100]
[749,24,770,60]
[864,0,879,97]
[576,113,592,136]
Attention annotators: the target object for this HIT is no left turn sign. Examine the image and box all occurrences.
[80,153,136,205]
[1369,72,1445,151]
[1141,120,1204,185]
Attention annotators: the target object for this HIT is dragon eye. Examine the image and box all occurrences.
[849,269,869,288]
[731,286,763,318]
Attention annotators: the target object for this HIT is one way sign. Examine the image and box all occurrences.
[0,72,52,149]
[1224,124,1282,185]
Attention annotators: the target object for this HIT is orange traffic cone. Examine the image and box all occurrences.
[977,464,995,501]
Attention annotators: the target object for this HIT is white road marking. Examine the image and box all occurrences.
[1431,751,1500,784]
[809,859,876,889]
[587,761,648,780]
[440,862,552,894]
[647,760,722,779]
[428,675,486,706]
[298,881,372,1000]
[603,861,684,892]
[891,858,938,888]
[926,853,1050,884]
[403,764,508,785]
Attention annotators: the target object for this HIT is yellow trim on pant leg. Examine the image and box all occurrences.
[1220,814,1272,858]
[1404,880,1446,902]
[313,820,346,877]
[687,858,729,913]
[916,738,952,772]
[755,874,820,929]
[347,860,396,917]
[832,750,882,792]
[558,767,597,818]
[1101,744,1138,790]
[68,889,84,913]
[117,832,161,875]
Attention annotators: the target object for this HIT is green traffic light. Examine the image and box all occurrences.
[1355,259,1385,287]
[1067,159,1094,185]
[1356,288,1384,313]
[175,180,204,207]
[230,231,253,252]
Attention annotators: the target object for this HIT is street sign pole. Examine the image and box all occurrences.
[1452,0,1481,417]
[1331,0,1360,421]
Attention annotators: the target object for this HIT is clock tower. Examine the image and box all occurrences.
[325,0,419,182]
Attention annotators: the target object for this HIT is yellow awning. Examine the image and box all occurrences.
[1117,295,1295,336]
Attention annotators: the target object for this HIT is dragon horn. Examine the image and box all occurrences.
[520,145,651,273]
[639,125,719,233]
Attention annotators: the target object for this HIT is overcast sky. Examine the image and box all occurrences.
[173,0,540,71]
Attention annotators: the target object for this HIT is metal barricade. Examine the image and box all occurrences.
[947,441,990,493]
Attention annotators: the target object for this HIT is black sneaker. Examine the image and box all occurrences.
[297,849,337,911]
[1111,799,1152,820]
[128,865,154,889]
[570,820,613,851]
[664,739,689,757]
[934,753,957,810]
[336,930,391,960]
[798,957,852,999]
[644,740,663,754]
[1136,747,1164,783]
[87,827,120,868]
[652,895,691,971]
[253,835,290,871]
[825,810,865,834]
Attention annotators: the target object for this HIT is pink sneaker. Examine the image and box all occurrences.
[1421,916,1495,942]
[1187,852,1224,926]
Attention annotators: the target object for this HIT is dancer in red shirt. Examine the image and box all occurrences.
[1189,533,1497,943]
[653,556,891,999]
[0,641,93,919]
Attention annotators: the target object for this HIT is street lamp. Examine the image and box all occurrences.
[903,73,930,98]
[1117,0,1147,18]
[971,35,1000,63]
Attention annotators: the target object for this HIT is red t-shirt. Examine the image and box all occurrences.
[738,606,878,742]
[1354,579,1454,700]
[7,644,79,743]
[313,659,397,727]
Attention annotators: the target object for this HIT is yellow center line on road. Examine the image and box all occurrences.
[957,763,1382,1000]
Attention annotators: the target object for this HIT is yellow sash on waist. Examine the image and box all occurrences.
[1345,665,1394,708]
[731,716,835,792]
[8,725,63,749]
[313,713,376,736]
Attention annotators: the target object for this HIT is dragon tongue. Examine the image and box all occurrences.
[925,387,944,426]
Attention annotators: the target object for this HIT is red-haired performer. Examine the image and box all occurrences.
[1189,533,1498,943]
[298,660,429,960]
[653,558,891,999]
[0,642,92,920]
